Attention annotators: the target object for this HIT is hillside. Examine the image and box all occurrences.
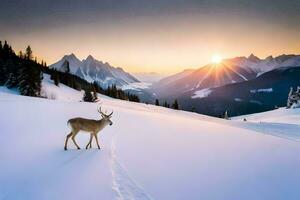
[0,80,300,199]
[233,108,300,140]
[177,66,300,116]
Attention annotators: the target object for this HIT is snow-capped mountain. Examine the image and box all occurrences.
[51,53,82,74]
[151,64,257,98]
[223,54,300,74]
[178,66,300,116]
[50,54,139,88]
[151,54,300,98]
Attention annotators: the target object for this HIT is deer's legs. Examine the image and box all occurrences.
[95,134,101,149]
[64,132,73,150]
[89,135,93,148]
[86,134,93,149]
[71,131,81,150]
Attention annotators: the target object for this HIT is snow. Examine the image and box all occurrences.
[279,56,300,68]
[121,82,152,91]
[41,75,84,101]
[234,98,243,102]
[50,54,139,88]
[292,102,300,108]
[50,53,82,74]
[224,54,300,75]
[249,100,263,105]
[1,81,300,200]
[250,88,273,93]
[234,70,248,81]
[233,108,300,141]
[191,88,212,99]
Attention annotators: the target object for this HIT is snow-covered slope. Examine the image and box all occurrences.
[1,81,300,200]
[50,54,139,88]
[233,108,300,141]
[235,107,300,124]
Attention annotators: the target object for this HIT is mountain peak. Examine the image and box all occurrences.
[50,53,139,88]
[63,53,78,60]
[248,53,260,62]
[86,55,95,61]
[265,55,274,61]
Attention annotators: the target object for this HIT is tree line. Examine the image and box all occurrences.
[0,40,140,103]
[0,41,43,96]
[155,98,179,110]
[46,66,140,103]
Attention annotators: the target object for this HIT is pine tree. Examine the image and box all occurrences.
[191,106,196,112]
[18,61,42,97]
[287,87,294,108]
[93,91,98,101]
[74,81,81,91]
[18,51,23,59]
[25,45,33,60]
[52,70,60,86]
[5,72,18,88]
[83,88,94,102]
[172,99,179,110]
[163,101,169,108]
[224,110,229,120]
[0,62,8,85]
[67,74,74,88]
[2,41,10,59]
[155,99,159,106]
[92,82,98,101]
[0,41,2,58]
[296,86,300,96]
[3,41,9,52]
[4,60,18,88]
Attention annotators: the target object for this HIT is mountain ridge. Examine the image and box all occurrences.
[50,54,140,88]
[151,54,300,98]
[178,65,300,116]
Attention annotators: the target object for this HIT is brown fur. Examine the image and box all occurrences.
[64,109,113,150]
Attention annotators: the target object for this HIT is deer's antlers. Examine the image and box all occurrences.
[98,106,113,117]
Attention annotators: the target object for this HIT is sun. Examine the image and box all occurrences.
[211,54,222,64]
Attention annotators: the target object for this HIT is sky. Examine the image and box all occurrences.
[1,0,300,75]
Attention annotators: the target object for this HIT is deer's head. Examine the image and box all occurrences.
[98,107,113,126]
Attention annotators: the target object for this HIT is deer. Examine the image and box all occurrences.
[64,107,113,150]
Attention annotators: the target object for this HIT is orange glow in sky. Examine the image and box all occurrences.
[4,13,300,75]
[211,54,222,64]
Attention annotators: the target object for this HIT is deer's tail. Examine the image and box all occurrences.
[67,120,71,128]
